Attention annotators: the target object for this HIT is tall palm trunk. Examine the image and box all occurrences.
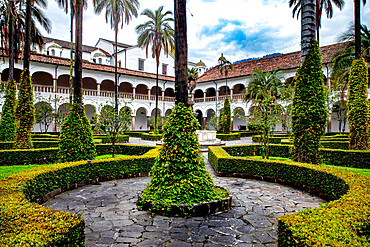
[74,0,83,114]
[23,0,32,75]
[174,0,188,106]
[69,8,74,103]
[354,0,361,59]
[316,0,321,44]
[114,25,118,113]
[8,1,14,82]
[155,52,159,132]
[301,0,316,61]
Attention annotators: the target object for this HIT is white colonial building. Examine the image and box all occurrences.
[0,37,347,133]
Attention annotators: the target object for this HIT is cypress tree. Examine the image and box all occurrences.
[347,58,369,150]
[291,40,327,164]
[0,80,17,141]
[14,70,35,149]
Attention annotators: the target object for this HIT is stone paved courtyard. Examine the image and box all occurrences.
[43,137,325,246]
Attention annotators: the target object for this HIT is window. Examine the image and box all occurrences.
[138,59,144,71]
[118,60,122,67]
[162,64,168,75]
[51,49,55,56]
[98,58,102,64]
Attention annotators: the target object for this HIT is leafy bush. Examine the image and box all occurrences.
[14,70,35,149]
[347,58,370,150]
[0,80,17,141]
[247,121,263,131]
[209,145,370,246]
[141,132,162,140]
[291,40,327,164]
[58,103,96,162]
[100,135,129,143]
[219,98,231,134]
[139,103,226,213]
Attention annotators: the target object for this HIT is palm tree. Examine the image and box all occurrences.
[354,0,367,58]
[136,6,174,133]
[243,69,285,103]
[289,0,345,44]
[331,24,369,108]
[217,53,233,96]
[94,0,139,112]
[300,0,316,60]
[74,0,83,112]
[174,0,189,105]
[188,67,198,93]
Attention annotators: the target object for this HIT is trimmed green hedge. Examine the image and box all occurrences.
[31,134,58,138]
[252,135,287,144]
[100,135,129,144]
[216,133,240,140]
[0,144,156,166]
[281,139,350,150]
[31,138,58,142]
[0,141,59,150]
[209,145,370,246]
[0,147,159,246]
[141,132,162,140]
[223,144,370,169]
[123,130,152,137]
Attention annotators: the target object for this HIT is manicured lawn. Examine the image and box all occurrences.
[94,154,131,159]
[246,156,370,178]
[0,164,45,179]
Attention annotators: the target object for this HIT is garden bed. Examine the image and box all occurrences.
[209,145,370,246]
[0,147,159,246]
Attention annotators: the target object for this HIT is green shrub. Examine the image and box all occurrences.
[101,135,129,143]
[216,133,240,140]
[291,40,327,164]
[0,147,158,246]
[0,80,17,141]
[223,144,370,169]
[209,146,370,246]
[95,144,154,156]
[347,58,370,150]
[231,130,260,137]
[58,103,96,162]
[139,103,225,213]
[219,98,231,134]
[31,134,58,138]
[0,141,59,150]
[31,138,59,142]
[141,132,162,140]
[247,121,263,131]
[252,135,286,144]
[14,70,35,149]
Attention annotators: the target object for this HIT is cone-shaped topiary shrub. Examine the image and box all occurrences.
[291,40,327,164]
[58,103,96,162]
[347,58,369,150]
[0,80,17,141]
[139,102,227,213]
[14,70,35,149]
[220,97,231,134]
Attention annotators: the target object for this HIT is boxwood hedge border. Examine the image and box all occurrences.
[0,146,158,246]
[209,145,370,246]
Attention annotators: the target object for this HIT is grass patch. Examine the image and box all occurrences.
[0,164,45,179]
[94,154,131,160]
[245,156,293,162]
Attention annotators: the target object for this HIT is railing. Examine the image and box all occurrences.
[28,85,245,103]
[33,85,54,93]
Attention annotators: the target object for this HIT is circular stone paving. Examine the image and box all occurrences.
[43,157,325,247]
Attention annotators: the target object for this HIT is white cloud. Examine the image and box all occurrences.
[40,0,369,68]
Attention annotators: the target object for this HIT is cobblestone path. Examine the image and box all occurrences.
[43,151,325,247]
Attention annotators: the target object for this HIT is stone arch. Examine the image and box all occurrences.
[135,107,148,130]
[206,88,216,97]
[56,103,71,131]
[219,86,230,96]
[150,86,163,96]
[195,109,204,129]
[1,68,23,82]
[331,101,348,132]
[82,77,97,90]
[101,79,115,92]
[136,84,148,97]
[119,82,133,93]
[32,71,53,86]
[233,107,246,130]
[34,101,53,133]
[206,109,216,130]
[194,89,203,99]
[84,104,96,121]
[164,88,175,97]
[233,84,245,94]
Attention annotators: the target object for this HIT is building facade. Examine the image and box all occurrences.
[0,37,348,133]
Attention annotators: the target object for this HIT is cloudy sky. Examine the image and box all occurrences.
[40,0,369,67]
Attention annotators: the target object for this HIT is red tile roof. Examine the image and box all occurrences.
[43,37,97,53]
[29,53,175,81]
[197,42,347,83]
